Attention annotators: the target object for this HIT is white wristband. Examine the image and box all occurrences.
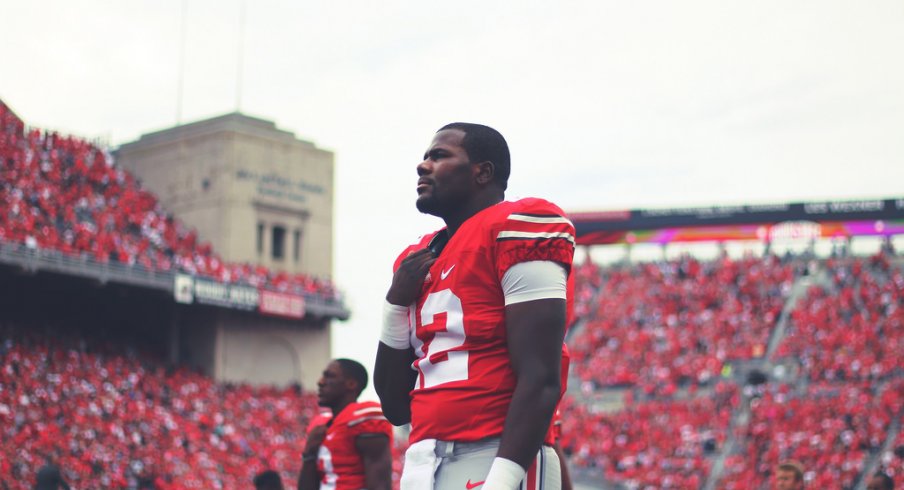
[481,457,526,490]
[380,300,411,349]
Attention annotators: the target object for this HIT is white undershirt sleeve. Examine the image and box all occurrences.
[501,260,568,306]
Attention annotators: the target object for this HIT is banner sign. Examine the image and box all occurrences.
[570,197,904,245]
[174,274,194,304]
[573,220,904,246]
[173,274,259,310]
[259,290,306,319]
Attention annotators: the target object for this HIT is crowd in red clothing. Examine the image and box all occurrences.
[774,254,903,382]
[571,260,602,321]
[563,251,903,488]
[569,254,796,394]
[0,328,324,490]
[719,379,903,490]
[0,101,337,301]
[560,382,737,489]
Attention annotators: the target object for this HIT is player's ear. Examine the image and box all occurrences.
[475,160,495,185]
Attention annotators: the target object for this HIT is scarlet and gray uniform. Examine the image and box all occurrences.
[394,198,575,489]
[307,401,393,490]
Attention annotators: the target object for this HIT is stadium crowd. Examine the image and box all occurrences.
[564,250,903,489]
[559,382,737,489]
[569,254,796,394]
[774,254,903,382]
[0,327,322,489]
[0,101,337,300]
[719,379,903,490]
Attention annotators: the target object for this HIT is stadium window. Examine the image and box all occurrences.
[272,226,286,260]
[293,229,302,262]
[256,222,264,256]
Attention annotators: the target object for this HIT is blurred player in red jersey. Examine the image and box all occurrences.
[299,359,393,490]
[550,409,573,490]
[375,123,574,490]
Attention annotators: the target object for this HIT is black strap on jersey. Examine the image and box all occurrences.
[428,230,450,257]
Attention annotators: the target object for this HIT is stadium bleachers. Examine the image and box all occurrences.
[565,251,904,489]
[773,255,903,382]
[0,327,320,489]
[560,382,737,489]
[570,254,797,394]
[719,379,903,490]
[0,100,337,300]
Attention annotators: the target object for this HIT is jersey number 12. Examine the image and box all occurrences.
[413,289,468,389]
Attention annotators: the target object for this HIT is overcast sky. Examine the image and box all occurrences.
[2,0,903,395]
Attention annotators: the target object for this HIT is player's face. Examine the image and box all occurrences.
[774,470,802,490]
[416,129,477,217]
[316,361,346,408]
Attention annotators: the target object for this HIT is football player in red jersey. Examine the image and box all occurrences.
[550,409,573,490]
[299,359,393,490]
[375,123,574,490]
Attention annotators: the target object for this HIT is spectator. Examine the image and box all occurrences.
[252,470,284,490]
[33,464,69,490]
[774,461,804,490]
[868,472,895,490]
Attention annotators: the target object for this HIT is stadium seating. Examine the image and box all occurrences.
[0,328,320,489]
[560,382,737,490]
[565,251,903,489]
[773,255,903,382]
[887,429,904,481]
[570,255,796,394]
[719,379,902,490]
[0,100,337,300]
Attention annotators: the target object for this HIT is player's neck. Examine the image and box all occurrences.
[444,192,503,237]
[330,397,357,416]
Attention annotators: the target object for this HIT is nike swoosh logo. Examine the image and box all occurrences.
[465,480,485,489]
[441,265,455,280]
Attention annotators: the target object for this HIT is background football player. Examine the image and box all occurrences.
[299,359,392,490]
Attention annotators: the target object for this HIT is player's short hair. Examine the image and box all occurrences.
[253,470,284,490]
[871,472,894,490]
[777,461,804,482]
[336,358,368,395]
[438,122,510,191]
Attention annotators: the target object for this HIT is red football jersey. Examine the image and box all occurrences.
[392,198,575,443]
[307,401,393,490]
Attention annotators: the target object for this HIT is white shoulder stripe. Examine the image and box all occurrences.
[497,230,575,245]
[348,415,388,427]
[508,214,574,227]
[353,407,384,417]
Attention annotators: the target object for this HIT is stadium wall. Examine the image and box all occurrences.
[214,312,331,389]
[171,294,332,388]
[115,112,335,279]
